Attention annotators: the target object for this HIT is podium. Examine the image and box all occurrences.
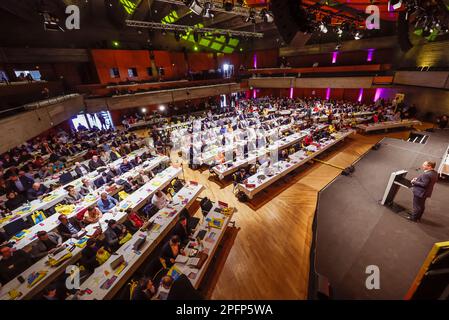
[381,170,413,206]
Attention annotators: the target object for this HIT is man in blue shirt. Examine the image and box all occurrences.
[97,192,118,213]
[119,158,134,173]
[27,182,49,201]
[7,174,34,195]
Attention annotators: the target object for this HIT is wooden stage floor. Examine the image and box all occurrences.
[136,123,433,299]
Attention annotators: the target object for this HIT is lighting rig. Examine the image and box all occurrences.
[401,0,449,37]
[125,19,264,38]
[154,0,273,22]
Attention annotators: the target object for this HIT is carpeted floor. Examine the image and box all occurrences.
[314,129,449,299]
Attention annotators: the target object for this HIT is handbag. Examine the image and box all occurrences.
[96,247,111,265]
[119,232,132,245]
[118,190,129,200]
[31,211,46,224]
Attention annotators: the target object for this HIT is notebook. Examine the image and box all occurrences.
[175,255,189,264]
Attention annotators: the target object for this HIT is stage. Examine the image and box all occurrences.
[312,129,449,299]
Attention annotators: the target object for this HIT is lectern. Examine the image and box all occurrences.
[381,170,413,206]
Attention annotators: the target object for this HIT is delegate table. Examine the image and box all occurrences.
[0,147,155,233]
[0,165,182,300]
[171,201,234,289]
[10,155,169,251]
[238,130,354,199]
[212,124,329,180]
[191,124,294,166]
[356,119,422,133]
[77,182,204,300]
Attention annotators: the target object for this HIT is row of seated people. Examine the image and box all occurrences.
[1,180,200,299]
[0,178,177,288]
[0,162,164,248]
[0,140,142,184]
[0,133,144,211]
[1,150,156,217]
[1,128,135,170]
[37,221,201,300]
[200,123,337,168]
[0,126,140,178]
[229,129,337,185]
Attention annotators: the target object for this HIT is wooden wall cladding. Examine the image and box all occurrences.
[393,71,449,89]
[0,95,84,153]
[91,49,152,84]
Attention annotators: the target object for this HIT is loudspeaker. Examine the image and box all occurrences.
[271,0,312,44]
[397,11,413,52]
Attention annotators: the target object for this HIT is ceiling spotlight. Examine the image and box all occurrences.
[203,2,214,18]
[260,9,274,23]
[223,0,234,12]
[40,12,64,32]
[354,31,362,40]
[188,0,203,15]
[141,108,147,113]
[319,22,328,33]
[159,105,166,111]
[336,27,343,37]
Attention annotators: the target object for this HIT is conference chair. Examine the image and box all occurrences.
[59,171,74,185]
[231,173,239,193]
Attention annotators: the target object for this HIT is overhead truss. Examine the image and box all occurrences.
[125,19,264,37]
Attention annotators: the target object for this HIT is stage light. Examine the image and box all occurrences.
[188,0,203,15]
[203,1,214,18]
[112,41,120,47]
[388,0,402,11]
[141,107,147,113]
[40,12,64,32]
[319,16,331,34]
[159,105,166,111]
[319,22,328,33]
[336,27,343,37]
[260,9,274,23]
[193,45,199,51]
[354,31,362,40]
[332,51,338,63]
[223,63,229,71]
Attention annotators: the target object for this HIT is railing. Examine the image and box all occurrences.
[82,78,237,99]
[242,64,392,76]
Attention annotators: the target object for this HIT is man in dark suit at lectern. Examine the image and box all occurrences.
[408,161,438,222]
